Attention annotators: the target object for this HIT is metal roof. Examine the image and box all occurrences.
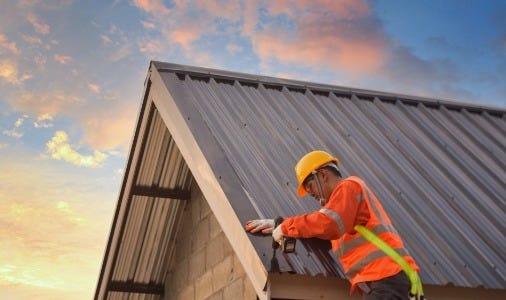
[96,61,505,299]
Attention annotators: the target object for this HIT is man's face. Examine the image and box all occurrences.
[304,172,323,202]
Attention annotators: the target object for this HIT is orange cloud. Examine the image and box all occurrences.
[265,0,369,18]
[22,34,43,45]
[10,91,81,116]
[170,27,200,50]
[80,103,136,151]
[0,59,31,84]
[250,0,387,74]
[46,131,108,168]
[243,0,258,36]
[0,34,20,55]
[27,14,50,35]
[53,54,72,64]
[132,0,170,16]
[194,0,241,22]
[100,34,112,44]
[33,113,54,128]
[87,83,101,94]
[140,20,156,29]
[9,88,134,152]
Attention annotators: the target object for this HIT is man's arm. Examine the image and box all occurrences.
[281,180,363,239]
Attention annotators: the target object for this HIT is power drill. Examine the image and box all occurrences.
[272,216,296,253]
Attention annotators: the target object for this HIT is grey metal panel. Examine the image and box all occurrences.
[153,62,505,289]
[100,105,192,299]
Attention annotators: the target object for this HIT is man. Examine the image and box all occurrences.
[245,150,420,300]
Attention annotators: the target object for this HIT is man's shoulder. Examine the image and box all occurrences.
[340,176,364,188]
[342,175,364,183]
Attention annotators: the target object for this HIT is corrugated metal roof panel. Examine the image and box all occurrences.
[153,62,505,289]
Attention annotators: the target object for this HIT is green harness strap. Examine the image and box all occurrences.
[354,225,424,299]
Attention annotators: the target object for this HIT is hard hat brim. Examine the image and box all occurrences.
[297,184,307,197]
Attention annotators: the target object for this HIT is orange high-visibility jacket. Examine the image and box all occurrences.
[281,176,419,291]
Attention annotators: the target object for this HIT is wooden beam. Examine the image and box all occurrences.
[108,280,164,295]
[131,185,191,200]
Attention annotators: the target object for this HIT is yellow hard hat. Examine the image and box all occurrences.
[295,150,339,197]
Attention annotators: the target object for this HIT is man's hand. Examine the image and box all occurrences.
[245,219,275,234]
[272,224,284,245]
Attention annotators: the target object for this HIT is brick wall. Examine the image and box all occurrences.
[165,183,257,300]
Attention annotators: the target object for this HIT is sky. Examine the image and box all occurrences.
[0,0,504,299]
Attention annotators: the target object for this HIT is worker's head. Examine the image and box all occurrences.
[295,151,341,203]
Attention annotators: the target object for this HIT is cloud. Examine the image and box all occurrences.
[139,38,164,55]
[8,86,134,152]
[100,25,132,62]
[132,0,170,16]
[248,0,387,75]
[14,117,25,127]
[80,103,136,151]
[2,129,23,138]
[0,60,32,84]
[193,0,242,22]
[130,0,386,74]
[110,44,132,62]
[3,114,55,137]
[34,54,47,66]
[87,83,101,93]
[33,113,54,128]
[243,0,258,36]
[170,26,201,50]
[376,45,476,101]
[22,34,43,45]
[140,20,156,29]
[226,43,243,54]
[0,34,20,55]
[100,34,112,44]
[3,116,25,138]
[0,156,117,298]
[45,131,108,168]
[10,90,82,116]
[53,54,72,64]
[27,13,50,35]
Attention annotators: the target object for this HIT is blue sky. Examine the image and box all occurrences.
[0,0,504,299]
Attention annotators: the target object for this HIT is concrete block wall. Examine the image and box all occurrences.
[165,183,257,300]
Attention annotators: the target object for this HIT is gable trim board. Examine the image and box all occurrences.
[149,66,268,298]
[95,61,506,299]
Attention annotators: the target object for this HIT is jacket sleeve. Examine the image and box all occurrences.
[281,180,363,240]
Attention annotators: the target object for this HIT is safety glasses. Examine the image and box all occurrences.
[304,178,314,194]
[303,171,319,194]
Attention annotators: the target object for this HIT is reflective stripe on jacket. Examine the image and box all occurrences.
[281,176,419,292]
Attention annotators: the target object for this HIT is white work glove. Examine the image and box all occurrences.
[245,219,275,234]
[272,224,284,245]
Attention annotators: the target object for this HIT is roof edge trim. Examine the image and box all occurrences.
[149,65,269,300]
[151,61,505,115]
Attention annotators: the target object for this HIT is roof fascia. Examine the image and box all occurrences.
[149,64,268,300]
[268,273,358,299]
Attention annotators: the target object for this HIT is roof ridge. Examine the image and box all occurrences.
[152,61,505,116]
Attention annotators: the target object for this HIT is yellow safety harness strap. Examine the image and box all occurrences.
[354,225,424,299]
